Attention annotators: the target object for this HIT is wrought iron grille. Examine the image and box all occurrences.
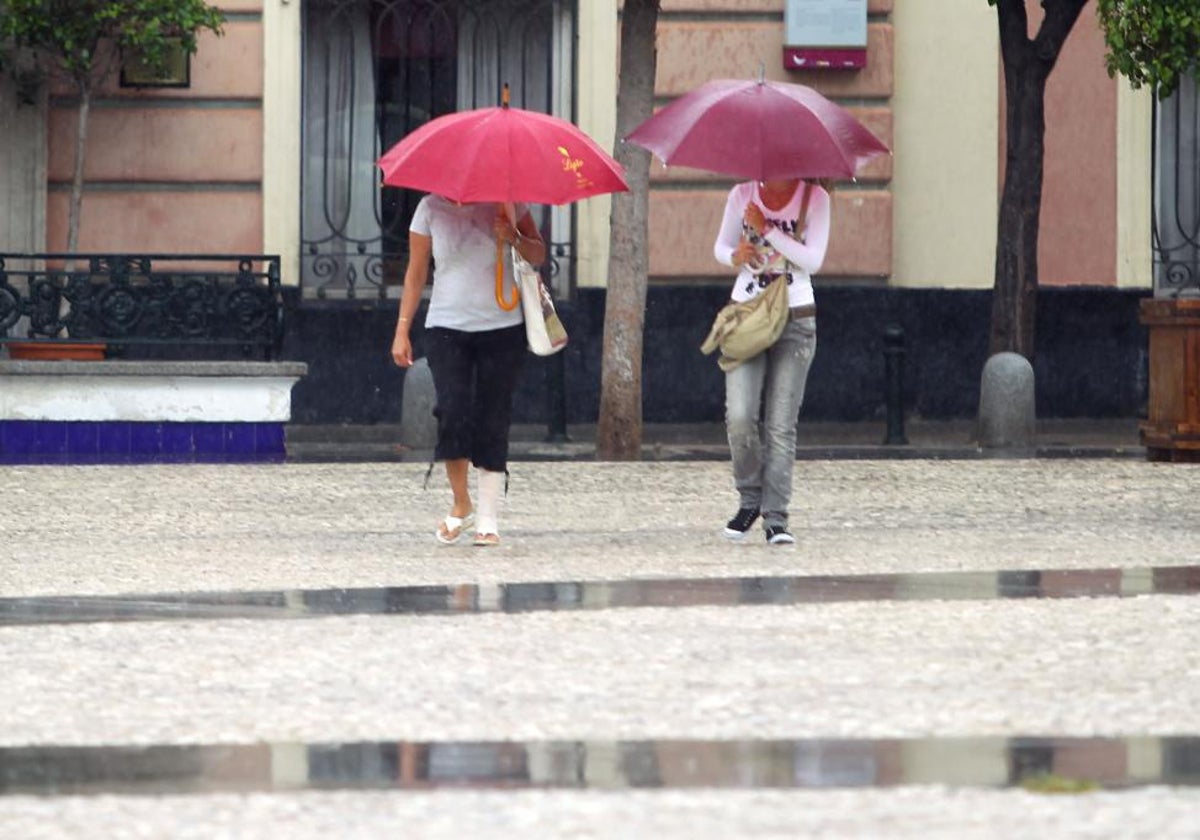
[0,254,284,359]
[300,0,576,301]
[1153,73,1200,298]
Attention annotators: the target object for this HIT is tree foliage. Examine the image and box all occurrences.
[983,0,1200,364]
[982,0,1200,99]
[0,0,224,88]
[0,0,224,253]
[1096,0,1200,96]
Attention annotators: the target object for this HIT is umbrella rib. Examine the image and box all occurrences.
[755,90,768,181]
[503,111,513,202]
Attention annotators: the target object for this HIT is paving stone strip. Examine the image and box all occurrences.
[1,735,1196,796]
[2,564,1197,627]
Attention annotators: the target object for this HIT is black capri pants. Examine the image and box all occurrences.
[424,323,527,473]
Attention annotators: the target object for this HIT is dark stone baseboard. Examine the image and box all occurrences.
[282,285,1151,426]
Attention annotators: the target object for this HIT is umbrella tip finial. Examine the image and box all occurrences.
[501,83,510,108]
[757,61,765,84]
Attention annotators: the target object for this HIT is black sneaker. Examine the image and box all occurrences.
[723,507,761,540]
[765,525,795,545]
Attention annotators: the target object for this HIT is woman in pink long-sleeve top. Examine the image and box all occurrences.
[712,177,830,545]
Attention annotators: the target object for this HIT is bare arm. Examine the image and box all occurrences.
[390,230,432,367]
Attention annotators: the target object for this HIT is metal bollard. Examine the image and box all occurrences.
[883,324,908,445]
[543,242,572,443]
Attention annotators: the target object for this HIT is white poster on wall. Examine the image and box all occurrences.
[784,0,868,70]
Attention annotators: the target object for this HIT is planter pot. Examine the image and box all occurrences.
[6,342,107,361]
[1139,298,1200,462]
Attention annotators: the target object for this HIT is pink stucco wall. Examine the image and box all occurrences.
[999,1,1118,286]
[44,10,265,254]
[43,0,1122,289]
[46,191,262,254]
[1039,4,1117,286]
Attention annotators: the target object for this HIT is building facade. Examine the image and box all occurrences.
[2,0,1190,426]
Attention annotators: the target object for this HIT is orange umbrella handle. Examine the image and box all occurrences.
[495,237,520,311]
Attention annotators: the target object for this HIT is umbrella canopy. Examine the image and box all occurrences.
[626,78,889,181]
[377,102,628,205]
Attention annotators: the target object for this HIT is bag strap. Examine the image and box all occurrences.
[796,181,812,243]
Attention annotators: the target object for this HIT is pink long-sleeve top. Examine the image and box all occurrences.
[712,180,831,308]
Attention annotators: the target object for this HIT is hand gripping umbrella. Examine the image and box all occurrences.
[626,76,889,181]
[378,86,628,309]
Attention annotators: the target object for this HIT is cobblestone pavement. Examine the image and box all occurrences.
[1,457,1198,837]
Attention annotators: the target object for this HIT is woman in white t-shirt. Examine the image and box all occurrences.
[391,195,546,546]
[712,177,829,545]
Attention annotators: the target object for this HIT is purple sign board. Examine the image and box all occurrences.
[783,0,868,70]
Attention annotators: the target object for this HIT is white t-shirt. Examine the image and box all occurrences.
[712,181,831,308]
[411,195,526,332]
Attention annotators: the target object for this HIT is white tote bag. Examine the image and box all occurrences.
[512,248,568,356]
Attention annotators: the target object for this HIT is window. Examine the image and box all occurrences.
[300,0,575,299]
[120,39,191,88]
[1154,73,1200,298]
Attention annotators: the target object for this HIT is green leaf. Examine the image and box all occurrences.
[1097,0,1200,97]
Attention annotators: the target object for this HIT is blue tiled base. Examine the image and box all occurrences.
[0,422,287,464]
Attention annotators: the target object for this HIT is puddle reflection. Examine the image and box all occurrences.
[1,565,1197,627]
[1,736,1197,796]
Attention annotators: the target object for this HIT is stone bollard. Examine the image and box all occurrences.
[977,352,1036,448]
[399,356,438,449]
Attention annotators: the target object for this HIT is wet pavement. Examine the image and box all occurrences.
[3,735,1199,796]
[1,444,1199,837]
[3,565,1199,626]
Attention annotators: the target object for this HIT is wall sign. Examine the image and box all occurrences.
[783,0,868,71]
[120,39,191,88]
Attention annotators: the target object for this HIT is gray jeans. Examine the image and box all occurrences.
[724,316,817,528]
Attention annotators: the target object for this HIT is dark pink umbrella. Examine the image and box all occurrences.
[626,77,889,181]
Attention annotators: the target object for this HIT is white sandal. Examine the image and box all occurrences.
[435,511,474,545]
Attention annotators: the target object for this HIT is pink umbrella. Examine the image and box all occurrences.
[626,77,889,181]
[378,86,627,310]
[377,95,628,205]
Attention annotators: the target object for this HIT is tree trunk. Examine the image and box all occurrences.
[989,0,1087,360]
[596,0,658,460]
[990,34,1048,359]
[67,81,91,255]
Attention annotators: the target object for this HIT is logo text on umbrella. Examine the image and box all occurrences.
[558,146,594,191]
